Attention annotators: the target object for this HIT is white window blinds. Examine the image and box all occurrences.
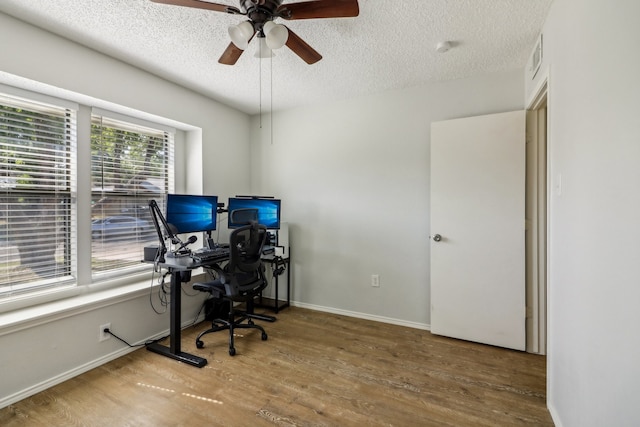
[90,114,174,277]
[0,94,76,296]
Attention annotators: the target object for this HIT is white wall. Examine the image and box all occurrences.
[527,1,640,425]
[0,12,250,406]
[250,70,524,326]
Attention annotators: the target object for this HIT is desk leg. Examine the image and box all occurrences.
[275,255,291,313]
[255,256,291,313]
[286,256,291,307]
[147,270,207,368]
[274,272,279,313]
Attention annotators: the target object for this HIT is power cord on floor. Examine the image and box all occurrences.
[102,326,168,348]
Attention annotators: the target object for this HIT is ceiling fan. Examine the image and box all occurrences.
[150,0,359,65]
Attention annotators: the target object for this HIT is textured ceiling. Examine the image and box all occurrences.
[0,0,553,115]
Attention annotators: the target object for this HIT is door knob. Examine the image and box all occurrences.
[431,234,442,242]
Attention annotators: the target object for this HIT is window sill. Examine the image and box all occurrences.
[0,268,191,335]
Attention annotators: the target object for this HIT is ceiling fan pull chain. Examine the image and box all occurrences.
[259,48,263,128]
[271,55,274,145]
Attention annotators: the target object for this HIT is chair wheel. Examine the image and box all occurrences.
[196,340,204,349]
[261,332,268,341]
[229,347,236,356]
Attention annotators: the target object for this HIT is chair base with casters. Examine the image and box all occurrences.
[194,290,271,356]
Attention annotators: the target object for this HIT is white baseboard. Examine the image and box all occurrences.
[547,402,563,427]
[0,319,200,409]
[290,301,431,331]
[0,344,137,409]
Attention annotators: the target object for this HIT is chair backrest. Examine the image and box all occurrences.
[223,222,268,299]
[229,208,258,225]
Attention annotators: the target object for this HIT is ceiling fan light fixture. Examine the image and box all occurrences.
[263,21,289,49]
[158,0,359,66]
[228,21,254,50]
[254,37,274,58]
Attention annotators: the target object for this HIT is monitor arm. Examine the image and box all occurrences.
[149,199,178,263]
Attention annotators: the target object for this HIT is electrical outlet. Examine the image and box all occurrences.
[371,274,380,287]
[99,323,111,342]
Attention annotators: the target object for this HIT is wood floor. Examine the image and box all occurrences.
[0,307,553,426]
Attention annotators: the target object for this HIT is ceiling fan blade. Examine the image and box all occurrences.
[285,27,322,64]
[278,0,359,20]
[218,42,245,65]
[218,33,256,65]
[149,0,241,14]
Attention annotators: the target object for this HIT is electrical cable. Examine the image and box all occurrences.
[159,274,170,308]
[103,327,169,348]
[181,282,199,297]
[103,328,146,348]
[148,267,169,314]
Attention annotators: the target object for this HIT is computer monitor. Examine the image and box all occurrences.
[227,197,281,229]
[166,194,218,234]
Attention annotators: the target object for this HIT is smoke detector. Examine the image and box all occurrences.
[436,41,452,53]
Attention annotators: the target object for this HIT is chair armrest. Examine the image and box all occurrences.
[193,279,226,299]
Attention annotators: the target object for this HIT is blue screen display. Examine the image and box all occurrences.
[227,197,281,229]
[166,194,218,234]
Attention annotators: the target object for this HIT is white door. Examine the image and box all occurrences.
[430,111,526,351]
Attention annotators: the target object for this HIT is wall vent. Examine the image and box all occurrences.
[529,34,543,80]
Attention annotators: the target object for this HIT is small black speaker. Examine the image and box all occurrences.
[144,245,159,262]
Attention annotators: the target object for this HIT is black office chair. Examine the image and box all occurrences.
[193,221,271,356]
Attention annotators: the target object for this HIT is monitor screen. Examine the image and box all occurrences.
[166,194,218,234]
[227,197,281,229]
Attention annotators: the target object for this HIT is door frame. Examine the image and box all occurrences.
[525,77,549,355]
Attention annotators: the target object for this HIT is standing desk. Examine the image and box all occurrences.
[146,254,228,368]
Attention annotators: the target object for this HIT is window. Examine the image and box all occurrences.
[90,114,174,277]
[0,89,175,300]
[0,94,76,296]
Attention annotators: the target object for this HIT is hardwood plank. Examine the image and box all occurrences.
[0,307,553,426]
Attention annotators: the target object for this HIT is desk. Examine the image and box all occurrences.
[146,254,227,368]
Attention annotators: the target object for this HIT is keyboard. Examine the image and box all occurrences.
[191,246,230,262]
